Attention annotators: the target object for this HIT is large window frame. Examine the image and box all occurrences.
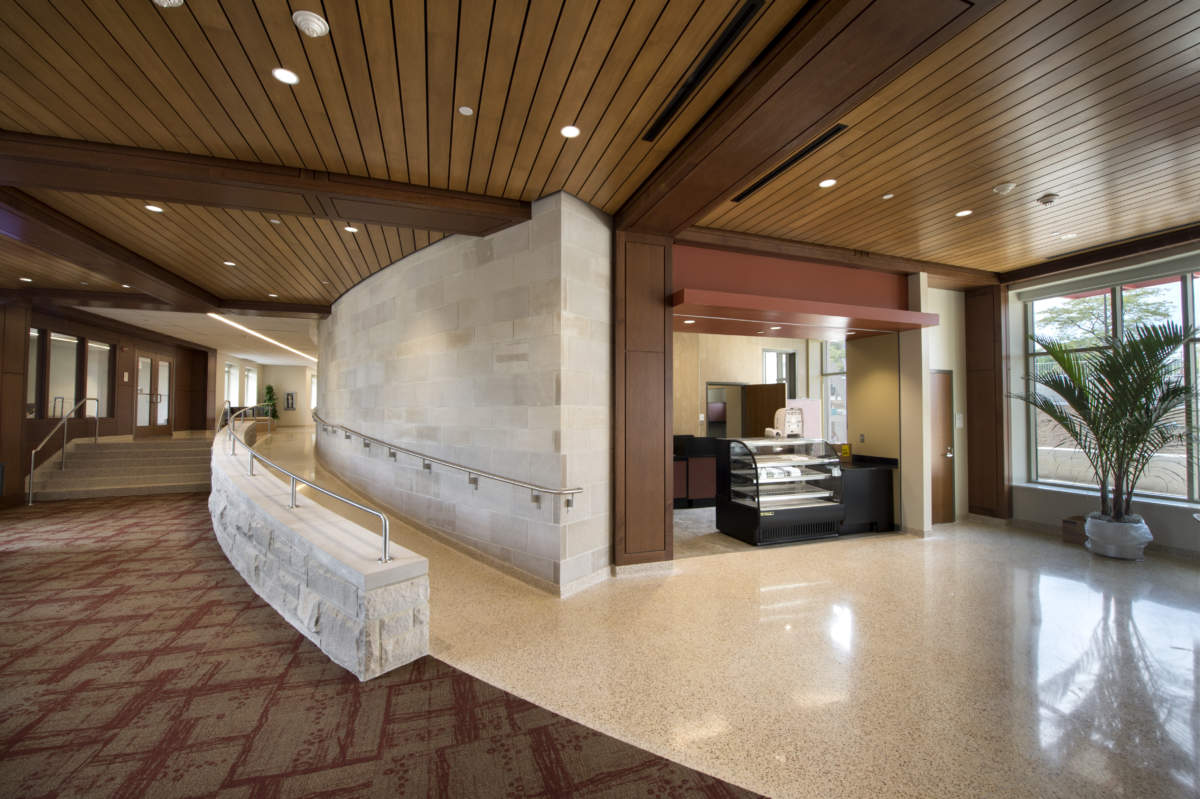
[24,327,115,420]
[1023,271,1198,502]
[821,340,847,443]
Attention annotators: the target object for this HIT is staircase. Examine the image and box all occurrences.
[30,437,213,502]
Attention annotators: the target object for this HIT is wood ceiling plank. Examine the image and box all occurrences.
[283,215,359,289]
[364,225,393,270]
[397,226,416,256]
[0,237,117,292]
[311,217,371,284]
[395,0,430,186]
[499,0,598,198]
[318,0,388,180]
[448,0,494,192]
[0,44,107,143]
[467,0,526,195]
[0,82,64,138]
[414,229,430,250]
[426,0,461,190]
[381,225,404,263]
[220,208,329,301]
[359,0,410,183]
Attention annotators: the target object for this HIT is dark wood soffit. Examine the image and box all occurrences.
[0,288,329,320]
[615,0,1003,235]
[675,226,997,289]
[0,132,529,236]
[26,302,216,356]
[1000,223,1200,285]
[0,188,217,312]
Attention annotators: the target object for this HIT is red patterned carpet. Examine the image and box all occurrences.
[0,494,758,798]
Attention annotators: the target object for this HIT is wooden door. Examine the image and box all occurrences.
[931,371,955,523]
[134,353,173,437]
[742,383,787,438]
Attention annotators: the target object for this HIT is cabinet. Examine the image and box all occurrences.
[716,438,844,545]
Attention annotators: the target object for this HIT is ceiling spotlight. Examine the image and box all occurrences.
[272,67,300,85]
[151,0,185,7]
[683,319,696,325]
[269,218,282,224]
[560,125,581,138]
[993,182,1016,195]
[144,204,164,213]
[268,293,279,298]
[955,209,973,217]
[458,106,474,116]
[769,326,782,330]
[881,193,894,200]
[18,276,32,282]
[818,179,837,188]
[320,280,331,285]
[223,260,236,266]
[1036,192,1060,206]
[756,330,765,334]
[343,225,358,233]
[121,284,131,289]
[1058,232,1078,240]
[292,10,330,37]
[80,281,88,286]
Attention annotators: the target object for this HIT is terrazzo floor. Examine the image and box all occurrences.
[255,428,1200,799]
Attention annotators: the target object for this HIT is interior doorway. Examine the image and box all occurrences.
[135,352,173,437]
[931,370,955,523]
[704,382,744,438]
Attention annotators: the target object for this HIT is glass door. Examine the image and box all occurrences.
[134,353,173,437]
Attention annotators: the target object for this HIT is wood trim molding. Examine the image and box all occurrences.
[675,226,998,289]
[0,131,530,236]
[1000,223,1200,285]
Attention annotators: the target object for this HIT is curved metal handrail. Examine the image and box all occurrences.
[220,402,392,563]
[28,397,100,505]
[311,409,582,509]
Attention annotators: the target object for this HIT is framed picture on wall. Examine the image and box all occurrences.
[285,391,296,411]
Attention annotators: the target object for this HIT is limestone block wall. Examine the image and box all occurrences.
[317,192,612,594]
[209,436,429,680]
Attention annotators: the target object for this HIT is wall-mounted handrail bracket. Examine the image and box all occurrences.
[468,473,478,490]
[388,449,397,460]
[564,496,574,510]
[422,460,432,472]
[363,440,370,449]
[531,491,542,507]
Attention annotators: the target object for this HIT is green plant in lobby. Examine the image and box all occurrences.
[262,384,280,420]
[1014,322,1192,559]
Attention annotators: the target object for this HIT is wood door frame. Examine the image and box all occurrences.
[133,350,174,438]
[930,369,955,524]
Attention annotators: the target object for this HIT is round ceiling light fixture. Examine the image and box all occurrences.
[1058,232,1078,240]
[223,260,236,266]
[993,182,1016,195]
[121,284,132,289]
[268,293,279,298]
[19,276,32,282]
[151,0,185,7]
[269,218,282,224]
[560,125,581,138]
[144,204,164,213]
[683,319,696,324]
[343,225,359,233]
[881,193,894,200]
[955,209,973,217]
[458,106,474,116]
[770,326,782,330]
[272,67,300,85]
[818,178,837,188]
[292,10,330,37]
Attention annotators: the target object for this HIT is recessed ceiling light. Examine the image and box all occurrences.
[955,209,973,217]
[80,281,88,286]
[818,179,837,188]
[18,276,32,282]
[121,284,131,289]
[268,293,279,298]
[1058,232,1078,240]
[144,204,164,213]
[993,182,1016,195]
[458,106,474,116]
[560,125,580,138]
[683,319,696,324]
[756,330,764,334]
[223,260,236,266]
[269,218,282,224]
[320,280,331,285]
[292,10,329,37]
[770,326,782,330]
[151,0,184,7]
[272,68,300,85]
[343,225,358,233]
[881,193,894,200]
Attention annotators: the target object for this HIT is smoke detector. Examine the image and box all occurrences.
[292,10,330,38]
[1036,192,1060,206]
[993,182,1015,195]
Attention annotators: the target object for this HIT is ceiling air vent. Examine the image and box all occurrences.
[731,123,848,203]
[641,0,766,142]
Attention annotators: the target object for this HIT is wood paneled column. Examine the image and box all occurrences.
[613,231,673,565]
[0,299,31,507]
[965,285,1011,517]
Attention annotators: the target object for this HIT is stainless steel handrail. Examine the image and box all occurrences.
[311,409,582,509]
[28,397,100,505]
[220,402,392,563]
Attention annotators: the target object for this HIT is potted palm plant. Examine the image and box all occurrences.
[1015,321,1192,559]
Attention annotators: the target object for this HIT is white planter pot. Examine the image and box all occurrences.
[1084,514,1152,560]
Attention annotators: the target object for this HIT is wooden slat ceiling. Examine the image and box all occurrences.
[0,234,118,291]
[23,189,443,304]
[696,0,1200,272]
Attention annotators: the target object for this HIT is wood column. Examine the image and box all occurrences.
[965,285,1011,517]
[0,299,31,507]
[614,231,673,565]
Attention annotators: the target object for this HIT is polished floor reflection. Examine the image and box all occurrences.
[257,429,1200,798]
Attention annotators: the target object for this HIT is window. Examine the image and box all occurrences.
[311,373,318,410]
[25,328,40,419]
[244,367,258,407]
[85,341,112,417]
[224,362,239,406]
[762,350,797,399]
[47,333,78,418]
[821,340,847,443]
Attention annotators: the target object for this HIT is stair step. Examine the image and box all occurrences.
[73,442,213,454]
[64,453,211,466]
[33,483,210,501]
[36,470,211,487]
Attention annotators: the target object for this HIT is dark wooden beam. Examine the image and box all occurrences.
[0,131,530,236]
[0,288,330,319]
[0,188,218,312]
[676,227,998,289]
[216,300,329,320]
[1000,223,1200,285]
[616,0,1003,235]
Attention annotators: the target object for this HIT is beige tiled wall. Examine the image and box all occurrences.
[317,193,612,594]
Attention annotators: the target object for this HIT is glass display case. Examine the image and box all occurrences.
[716,437,845,545]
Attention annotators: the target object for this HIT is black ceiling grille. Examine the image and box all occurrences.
[730,123,848,203]
[641,0,766,143]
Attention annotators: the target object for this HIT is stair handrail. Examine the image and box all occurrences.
[220,402,393,563]
[28,397,100,505]
[311,409,582,509]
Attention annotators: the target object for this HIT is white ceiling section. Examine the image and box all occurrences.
[80,308,319,367]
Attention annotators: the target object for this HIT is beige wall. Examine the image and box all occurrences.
[262,365,316,427]
[672,332,817,436]
[846,333,900,459]
[927,288,968,518]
